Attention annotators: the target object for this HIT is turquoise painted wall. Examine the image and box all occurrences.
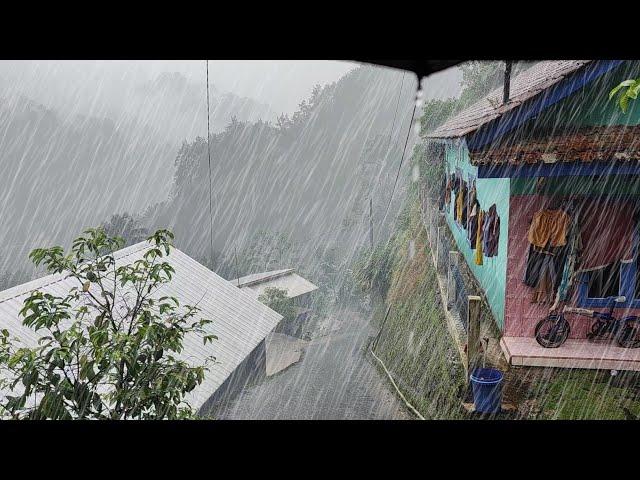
[444,140,510,329]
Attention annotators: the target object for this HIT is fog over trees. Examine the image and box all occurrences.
[0,61,447,290]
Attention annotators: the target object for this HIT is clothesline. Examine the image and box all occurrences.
[442,169,501,265]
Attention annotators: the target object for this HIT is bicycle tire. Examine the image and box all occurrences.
[617,319,640,348]
[535,314,570,348]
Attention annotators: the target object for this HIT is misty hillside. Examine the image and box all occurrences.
[128,72,277,144]
[0,66,285,279]
[144,65,417,274]
[0,93,177,275]
[0,62,415,289]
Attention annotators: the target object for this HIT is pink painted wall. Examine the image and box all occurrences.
[504,194,640,338]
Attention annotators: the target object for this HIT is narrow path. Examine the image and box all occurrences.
[215,307,412,420]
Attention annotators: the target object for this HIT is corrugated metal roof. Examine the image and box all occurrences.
[232,269,294,287]
[231,269,318,300]
[427,61,592,139]
[0,241,283,412]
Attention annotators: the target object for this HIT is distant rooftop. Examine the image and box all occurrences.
[230,269,318,299]
[0,241,283,411]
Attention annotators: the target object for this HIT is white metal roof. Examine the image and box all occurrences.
[0,241,283,412]
[230,269,318,300]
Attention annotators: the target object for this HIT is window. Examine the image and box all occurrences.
[586,263,620,299]
[579,217,638,308]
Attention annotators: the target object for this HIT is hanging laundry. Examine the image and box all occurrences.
[533,254,557,304]
[528,208,570,248]
[467,182,477,220]
[455,184,464,223]
[482,204,500,257]
[467,200,480,246]
[475,209,484,265]
[555,209,583,304]
[460,181,468,226]
[523,245,568,291]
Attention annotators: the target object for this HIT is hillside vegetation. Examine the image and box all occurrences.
[359,188,466,419]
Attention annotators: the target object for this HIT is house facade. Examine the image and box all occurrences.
[427,60,640,370]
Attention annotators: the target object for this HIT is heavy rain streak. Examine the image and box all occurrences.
[1,59,640,420]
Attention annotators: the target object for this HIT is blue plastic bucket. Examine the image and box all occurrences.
[470,367,503,414]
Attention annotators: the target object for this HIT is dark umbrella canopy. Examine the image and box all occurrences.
[353,60,465,81]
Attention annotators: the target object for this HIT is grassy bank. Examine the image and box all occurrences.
[371,197,466,419]
[513,367,640,420]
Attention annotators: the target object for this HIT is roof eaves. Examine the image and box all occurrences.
[425,60,594,140]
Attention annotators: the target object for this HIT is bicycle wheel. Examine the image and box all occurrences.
[535,314,570,348]
[617,319,640,348]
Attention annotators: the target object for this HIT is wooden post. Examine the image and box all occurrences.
[503,61,513,104]
[467,295,482,379]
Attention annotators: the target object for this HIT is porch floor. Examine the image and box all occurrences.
[501,336,640,371]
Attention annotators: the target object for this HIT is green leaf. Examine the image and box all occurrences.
[610,79,636,100]
[628,81,640,100]
[620,93,630,113]
[39,392,66,419]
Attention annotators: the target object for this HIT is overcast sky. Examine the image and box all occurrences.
[0,60,462,118]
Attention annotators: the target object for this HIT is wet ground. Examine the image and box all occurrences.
[214,307,412,420]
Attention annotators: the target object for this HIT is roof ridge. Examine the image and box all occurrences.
[427,60,593,139]
[0,240,153,305]
[235,268,295,288]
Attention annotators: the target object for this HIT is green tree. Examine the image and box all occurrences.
[102,212,149,247]
[419,61,508,136]
[0,228,216,420]
[238,230,297,274]
[418,98,459,136]
[352,241,396,299]
[258,287,296,323]
[458,61,504,106]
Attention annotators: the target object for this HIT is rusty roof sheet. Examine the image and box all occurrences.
[471,125,640,165]
[427,60,592,139]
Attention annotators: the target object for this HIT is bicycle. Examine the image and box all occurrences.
[534,296,640,348]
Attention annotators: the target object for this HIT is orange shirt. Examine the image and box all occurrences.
[528,209,570,248]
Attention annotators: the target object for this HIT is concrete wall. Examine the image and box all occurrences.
[443,140,510,329]
[199,339,267,417]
